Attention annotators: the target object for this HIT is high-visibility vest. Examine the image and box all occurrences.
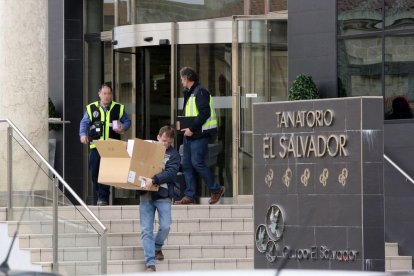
[184,89,217,132]
[86,101,124,149]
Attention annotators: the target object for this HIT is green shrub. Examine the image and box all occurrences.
[288,74,320,100]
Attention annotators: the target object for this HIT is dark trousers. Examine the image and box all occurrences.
[182,136,219,199]
[89,149,110,204]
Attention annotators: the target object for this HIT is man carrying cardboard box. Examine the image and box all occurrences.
[138,125,180,272]
[79,83,131,206]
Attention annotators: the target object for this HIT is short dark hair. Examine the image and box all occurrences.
[180,67,198,82]
[158,125,175,138]
[99,83,112,92]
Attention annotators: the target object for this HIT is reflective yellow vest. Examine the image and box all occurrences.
[86,101,124,149]
[184,92,217,132]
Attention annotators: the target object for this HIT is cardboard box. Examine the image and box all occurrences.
[93,138,165,191]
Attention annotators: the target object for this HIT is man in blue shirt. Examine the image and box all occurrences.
[79,84,131,205]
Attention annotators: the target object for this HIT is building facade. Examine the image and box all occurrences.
[52,0,414,206]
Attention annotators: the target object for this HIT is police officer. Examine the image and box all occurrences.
[175,67,225,205]
[79,84,131,206]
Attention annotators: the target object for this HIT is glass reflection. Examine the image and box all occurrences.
[337,37,383,97]
[269,0,288,12]
[384,34,414,119]
[135,0,244,24]
[103,0,115,31]
[385,0,414,31]
[119,0,132,26]
[337,0,383,35]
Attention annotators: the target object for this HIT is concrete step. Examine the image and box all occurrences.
[385,242,399,256]
[7,217,253,235]
[19,231,253,248]
[385,255,412,271]
[30,244,254,262]
[2,204,254,275]
[4,204,253,222]
[38,257,253,275]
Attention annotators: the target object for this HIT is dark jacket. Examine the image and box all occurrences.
[149,145,180,201]
[182,81,217,139]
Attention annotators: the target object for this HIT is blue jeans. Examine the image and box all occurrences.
[139,197,172,266]
[89,149,110,204]
[182,136,219,199]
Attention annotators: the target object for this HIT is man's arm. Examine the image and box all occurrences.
[152,148,180,185]
[79,111,90,144]
[120,111,131,130]
[115,110,132,134]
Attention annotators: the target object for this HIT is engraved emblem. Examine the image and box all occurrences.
[256,204,285,263]
[319,168,329,187]
[265,241,279,263]
[265,205,285,241]
[301,168,310,187]
[255,224,269,253]
[338,168,348,187]
[92,111,100,118]
[282,168,292,187]
[265,168,274,188]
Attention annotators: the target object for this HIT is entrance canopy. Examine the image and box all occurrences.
[113,20,232,48]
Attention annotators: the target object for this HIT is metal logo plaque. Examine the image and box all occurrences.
[256,204,286,263]
[255,224,269,253]
[265,204,285,241]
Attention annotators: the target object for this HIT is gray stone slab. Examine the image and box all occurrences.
[253,97,384,271]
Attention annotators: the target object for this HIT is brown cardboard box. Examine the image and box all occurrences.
[93,138,165,191]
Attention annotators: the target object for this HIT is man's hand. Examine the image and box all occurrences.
[114,123,125,134]
[182,128,193,137]
[80,135,89,144]
[143,177,155,190]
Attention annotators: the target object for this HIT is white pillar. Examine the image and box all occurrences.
[0,0,48,192]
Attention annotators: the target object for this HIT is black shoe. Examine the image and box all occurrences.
[146,265,156,272]
[155,250,164,261]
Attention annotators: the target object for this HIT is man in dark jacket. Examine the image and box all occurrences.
[175,67,225,205]
[139,125,180,272]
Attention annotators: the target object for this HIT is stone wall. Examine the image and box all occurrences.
[0,0,48,192]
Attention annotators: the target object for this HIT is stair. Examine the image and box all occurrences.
[385,242,413,272]
[0,204,254,275]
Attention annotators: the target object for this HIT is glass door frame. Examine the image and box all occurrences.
[231,15,288,203]
[111,26,176,204]
[113,21,234,201]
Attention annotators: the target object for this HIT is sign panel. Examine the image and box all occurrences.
[253,97,384,271]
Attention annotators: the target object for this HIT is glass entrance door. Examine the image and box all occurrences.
[113,48,136,204]
[136,46,172,140]
[114,46,172,141]
[112,46,171,204]
[232,17,288,201]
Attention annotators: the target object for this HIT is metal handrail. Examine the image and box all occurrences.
[1,118,107,274]
[383,154,414,185]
